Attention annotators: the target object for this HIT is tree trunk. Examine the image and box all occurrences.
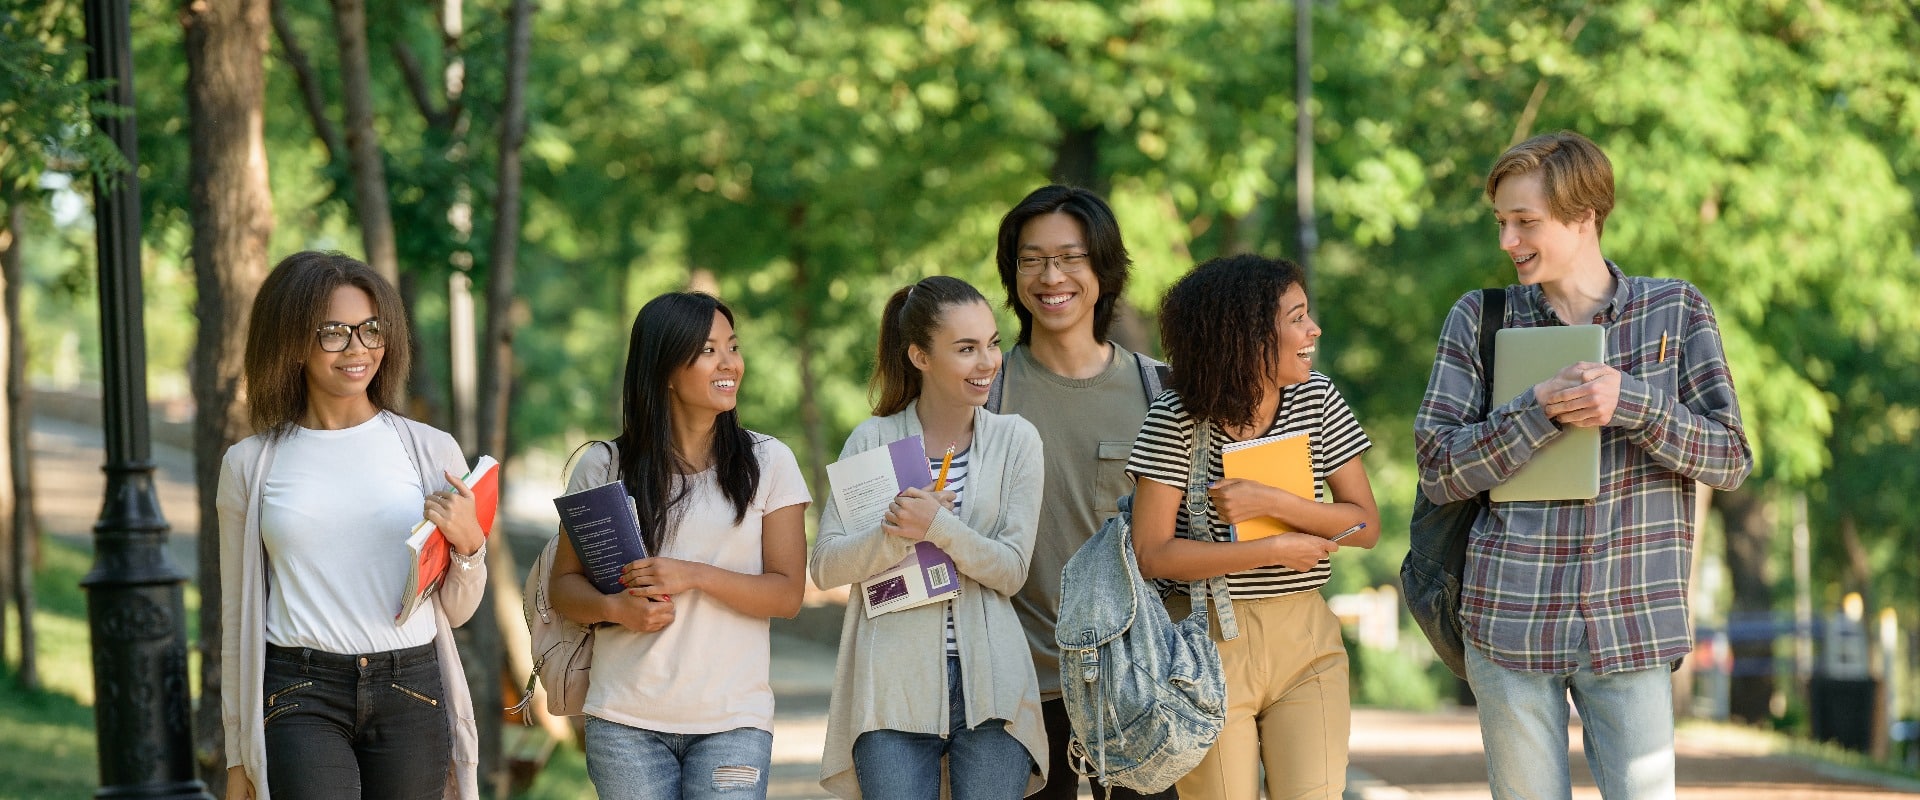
[1718,485,1776,725]
[4,203,31,690]
[0,201,16,667]
[0,202,24,687]
[329,0,399,285]
[184,0,275,789]
[786,206,830,503]
[1049,124,1109,198]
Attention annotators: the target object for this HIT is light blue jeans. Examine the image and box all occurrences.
[584,716,773,800]
[1464,643,1676,800]
[851,656,1032,800]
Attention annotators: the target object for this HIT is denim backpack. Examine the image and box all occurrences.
[1056,419,1232,793]
[1402,288,1502,679]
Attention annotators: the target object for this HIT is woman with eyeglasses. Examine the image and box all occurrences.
[546,292,811,800]
[812,276,1048,800]
[216,252,487,800]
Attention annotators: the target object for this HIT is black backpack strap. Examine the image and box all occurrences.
[1450,288,1505,577]
[1476,288,1504,415]
[985,346,1013,413]
[1135,351,1171,402]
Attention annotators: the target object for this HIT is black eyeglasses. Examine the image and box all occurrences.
[1015,252,1091,275]
[315,319,386,352]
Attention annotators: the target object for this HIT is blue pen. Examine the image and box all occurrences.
[1329,522,1366,543]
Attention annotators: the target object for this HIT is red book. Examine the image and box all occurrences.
[397,455,500,622]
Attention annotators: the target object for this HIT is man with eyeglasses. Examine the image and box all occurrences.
[989,185,1176,800]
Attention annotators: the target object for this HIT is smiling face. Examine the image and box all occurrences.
[667,310,743,420]
[1014,212,1102,344]
[1493,169,1598,287]
[304,285,385,406]
[1272,283,1321,388]
[909,300,1002,408]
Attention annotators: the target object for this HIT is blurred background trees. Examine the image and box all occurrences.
[6,0,1918,792]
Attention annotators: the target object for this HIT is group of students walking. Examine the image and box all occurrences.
[216,130,1750,800]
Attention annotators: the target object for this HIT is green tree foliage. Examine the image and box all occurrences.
[16,0,1917,653]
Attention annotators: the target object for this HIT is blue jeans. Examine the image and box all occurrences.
[852,656,1032,800]
[261,642,449,800]
[1465,643,1676,800]
[584,717,773,800]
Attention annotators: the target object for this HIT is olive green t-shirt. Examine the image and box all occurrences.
[1001,343,1153,699]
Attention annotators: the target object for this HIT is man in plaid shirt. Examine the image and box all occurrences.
[1414,131,1753,799]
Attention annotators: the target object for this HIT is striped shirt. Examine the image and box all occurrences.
[1126,374,1372,600]
[932,450,969,658]
[1413,262,1752,675]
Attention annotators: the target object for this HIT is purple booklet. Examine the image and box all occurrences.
[861,541,961,618]
[824,434,963,617]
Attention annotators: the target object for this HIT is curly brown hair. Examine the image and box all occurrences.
[243,251,411,438]
[1159,254,1306,430]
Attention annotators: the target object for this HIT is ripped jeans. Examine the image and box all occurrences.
[584,716,773,800]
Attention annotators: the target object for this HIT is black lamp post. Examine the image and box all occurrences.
[82,0,214,797]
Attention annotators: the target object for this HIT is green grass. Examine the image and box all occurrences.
[514,740,593,799]
[2,538,103,799]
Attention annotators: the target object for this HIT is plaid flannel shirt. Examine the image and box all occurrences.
[1413,262,1753,674]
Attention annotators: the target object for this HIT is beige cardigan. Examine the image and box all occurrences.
[810,402,1048,798]
[217,412,485,800]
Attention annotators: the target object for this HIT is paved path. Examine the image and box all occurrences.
[1349,706,1919,799]
[31,412,1920,799]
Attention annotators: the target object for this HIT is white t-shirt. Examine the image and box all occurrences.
[583,434,811,734]
[260,415,438,653]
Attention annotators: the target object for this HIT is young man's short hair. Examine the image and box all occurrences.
[1486,131,1615,236]
[994,185,1131,346]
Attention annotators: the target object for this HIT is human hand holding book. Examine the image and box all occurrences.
[398,455,500,622]
[554,481,661,598]
[1219,431,1313,541]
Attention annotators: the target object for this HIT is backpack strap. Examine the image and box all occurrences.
[1136,352,1170,401]
[1476,288,1503,416]
[985,348,1010,413]
[987,345,1170,413]
[1179,420,1240,640]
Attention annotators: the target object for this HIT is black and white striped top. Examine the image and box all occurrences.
[1125,373,1371,599]
[932,450,969,658]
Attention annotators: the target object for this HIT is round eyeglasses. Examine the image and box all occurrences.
[315,319,386,352]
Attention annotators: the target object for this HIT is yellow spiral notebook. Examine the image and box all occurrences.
[1221,431,1312,541]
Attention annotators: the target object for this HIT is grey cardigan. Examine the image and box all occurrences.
[217,412,486,800]
[810,401,1048,798]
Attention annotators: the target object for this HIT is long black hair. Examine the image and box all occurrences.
[612,292,761,553]
[1160,254,1307,430]
[869,276,990,416]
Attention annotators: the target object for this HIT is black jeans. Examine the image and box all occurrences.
[1034,697,1179,800]
[263,642,450,800]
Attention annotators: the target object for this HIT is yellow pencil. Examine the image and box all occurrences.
[1659,331,1668,363]
[934,445,955,491]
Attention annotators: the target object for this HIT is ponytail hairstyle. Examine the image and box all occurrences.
[613,292,761,554]
[870,276,989,416]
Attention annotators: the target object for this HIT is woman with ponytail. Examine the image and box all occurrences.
[547,292,811,800]
[813,276,1048,799]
